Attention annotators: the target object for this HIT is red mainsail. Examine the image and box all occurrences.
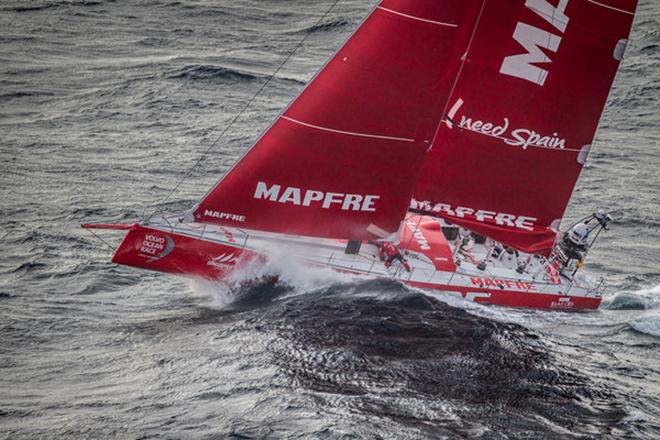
[413,0,637,255]
[193,0,483,239]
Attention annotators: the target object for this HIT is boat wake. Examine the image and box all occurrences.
[182,274,658,437]
[246,284,628,438]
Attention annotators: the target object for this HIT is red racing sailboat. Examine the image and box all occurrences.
[85,0,638,310]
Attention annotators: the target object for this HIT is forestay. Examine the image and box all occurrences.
[413,0,638,255]
[193,0,483,239]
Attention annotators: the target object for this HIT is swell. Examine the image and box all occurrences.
[165,64,306,86]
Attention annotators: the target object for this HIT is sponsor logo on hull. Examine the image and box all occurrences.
[469,277,537,291]
[203,210,246,222]
[139,233,175,263]
[208,253,237,270]
[550,297,575,309]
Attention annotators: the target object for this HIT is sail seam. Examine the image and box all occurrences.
[377,7,458,27]
[281,116,415,142]
[586,0,635,15]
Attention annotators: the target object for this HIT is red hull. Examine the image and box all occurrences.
[405,280,601,310]
[109,225,601,311]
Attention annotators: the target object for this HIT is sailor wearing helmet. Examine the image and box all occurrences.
[559,210,613,263]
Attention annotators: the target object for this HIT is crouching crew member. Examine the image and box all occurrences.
[378,241,411,272]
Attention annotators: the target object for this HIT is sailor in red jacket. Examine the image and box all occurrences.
[378,241,411,272]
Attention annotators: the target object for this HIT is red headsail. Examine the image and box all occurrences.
[193,0,483,239]
[413,0,637,255]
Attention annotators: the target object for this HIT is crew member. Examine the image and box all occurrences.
[561,222,590,260]
[378,241,411,272]
[558,210,613,265]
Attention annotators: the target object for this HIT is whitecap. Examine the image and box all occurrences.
[630,313,660,338]
[605,284,660,311]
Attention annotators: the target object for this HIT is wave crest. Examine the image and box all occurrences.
[604,284,660,311]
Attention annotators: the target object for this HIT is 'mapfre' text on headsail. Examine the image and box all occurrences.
[254,181,380,212]
[500,0,570,86]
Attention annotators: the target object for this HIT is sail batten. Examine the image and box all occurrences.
[280,116,416,143]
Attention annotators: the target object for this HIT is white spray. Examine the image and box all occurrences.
[190,242,358,309]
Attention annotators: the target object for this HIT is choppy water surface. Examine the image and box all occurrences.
[1,1,659,438]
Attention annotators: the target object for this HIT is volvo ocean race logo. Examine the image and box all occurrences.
[445,98,567,151]
[139,233,174,263]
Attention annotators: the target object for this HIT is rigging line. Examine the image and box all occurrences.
[143,0,344,223]
[83,227,117,254]
[429,0,486,152]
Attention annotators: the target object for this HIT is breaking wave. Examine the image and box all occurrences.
[603,285,660,338]
[604,284,660,311]
[631,315,660,338]
[258,286,628,438]
[190,244,356,309]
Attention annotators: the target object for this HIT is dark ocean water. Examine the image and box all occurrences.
[1,1,659,438]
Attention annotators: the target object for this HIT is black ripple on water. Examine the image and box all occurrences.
[247,282,626,437]
[291,18,350,35]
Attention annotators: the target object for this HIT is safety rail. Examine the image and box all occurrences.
[324,252,388,277]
